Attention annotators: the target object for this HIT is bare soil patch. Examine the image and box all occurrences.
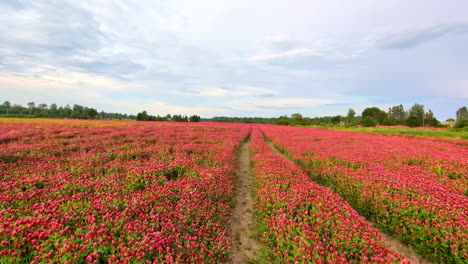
[228,139,260,263]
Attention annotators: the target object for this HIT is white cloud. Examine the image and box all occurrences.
[256,98,333,108]
[195,86,278,97]
[374,22,468,49]
[1,0,467,120]
[77,95,228,116]
[0,64,127,92]
[246,48,323,62]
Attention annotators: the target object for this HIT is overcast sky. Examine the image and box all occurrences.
[1,0,467,119]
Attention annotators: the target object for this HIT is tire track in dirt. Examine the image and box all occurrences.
[228,138,260,263]
[264,137,433,264]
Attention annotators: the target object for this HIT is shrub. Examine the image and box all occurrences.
[361,116,378,127]
[454,118,468,128]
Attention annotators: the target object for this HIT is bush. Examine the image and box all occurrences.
[382,118,396,126]
[454,118,468,128]
[406,116,421,127]
[361,116,378,127]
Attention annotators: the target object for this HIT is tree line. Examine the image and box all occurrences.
[2,100,466,128]
[204,104,468,128]
[135,111,200,122]
[359,104,467,128]
[0,101,135,120]
[201,116,277,124]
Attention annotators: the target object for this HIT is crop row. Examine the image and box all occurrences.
[260,125,468,263]
[0,120,250,263]
[249,128,408,263]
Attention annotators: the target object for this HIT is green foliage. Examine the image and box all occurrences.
[346,108,356,123]
[362,107,387,124]
[388,104,407,125]
[407,104,425,127]
[382,117,396,126]
[361,116,378,127]
[125,175,149,191]
[161,166,187,181]
[456,106,468,120]
[204,116,278,124]
[136,111,200,122]
[406,115,420,127]
[189,115,201,122]
[0,101,135,120]
[454,118,468,128]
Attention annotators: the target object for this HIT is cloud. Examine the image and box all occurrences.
[0,1,467,120]
[0,65,128,94]
[376,22,468,49]
[192,86,278,98]
[77,95,228,116]
[244,34,361,68]
[246,48,323,62]
[263,34,299,51]
[255,98,333,108]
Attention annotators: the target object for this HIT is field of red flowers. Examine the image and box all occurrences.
[1,119,467,263]
[249,128,408,263]
[0,119,249,263]
[260,125,468,263]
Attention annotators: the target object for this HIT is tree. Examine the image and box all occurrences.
[362,107,387,125]
[49,103,58,117]
[331,115,343,125]
[346,109,356,124]
[388,105,407,125]
[276,115,290,125]
[382,117,396,126]
[361,116,378,127]
[424,109,437,127]
[456,106,468,120]
[27,102,35,115]
[189,115,200,122]
[2,101,11,114]
[407,104,425,127]
[454,119,468,128]
[85,107,98,119]
[291,113,304,125]
[136,111,149,121]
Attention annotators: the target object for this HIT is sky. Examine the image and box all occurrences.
[0,0,467,120]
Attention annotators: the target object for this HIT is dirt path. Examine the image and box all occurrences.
[265,139,433,264]
[228,139,260,263]
[369,221,433,264]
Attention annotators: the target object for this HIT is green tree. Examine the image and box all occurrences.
[407,104,425,127]
[346,109,356,124]
[362,107,387,124]
[136,111,149,121]
[361,116,378,127]
[48,103,58,117]
[456,106,468,120]
[2,101,11,114]
[331,115,343,125]
[291,113,304,125]
[454,118,468,128]
[189,115,200,122]
[276,115,290,125]
[27,102,35,115]
[388,104,407,125]
[37,103,48,117]
[424,109,437,127]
